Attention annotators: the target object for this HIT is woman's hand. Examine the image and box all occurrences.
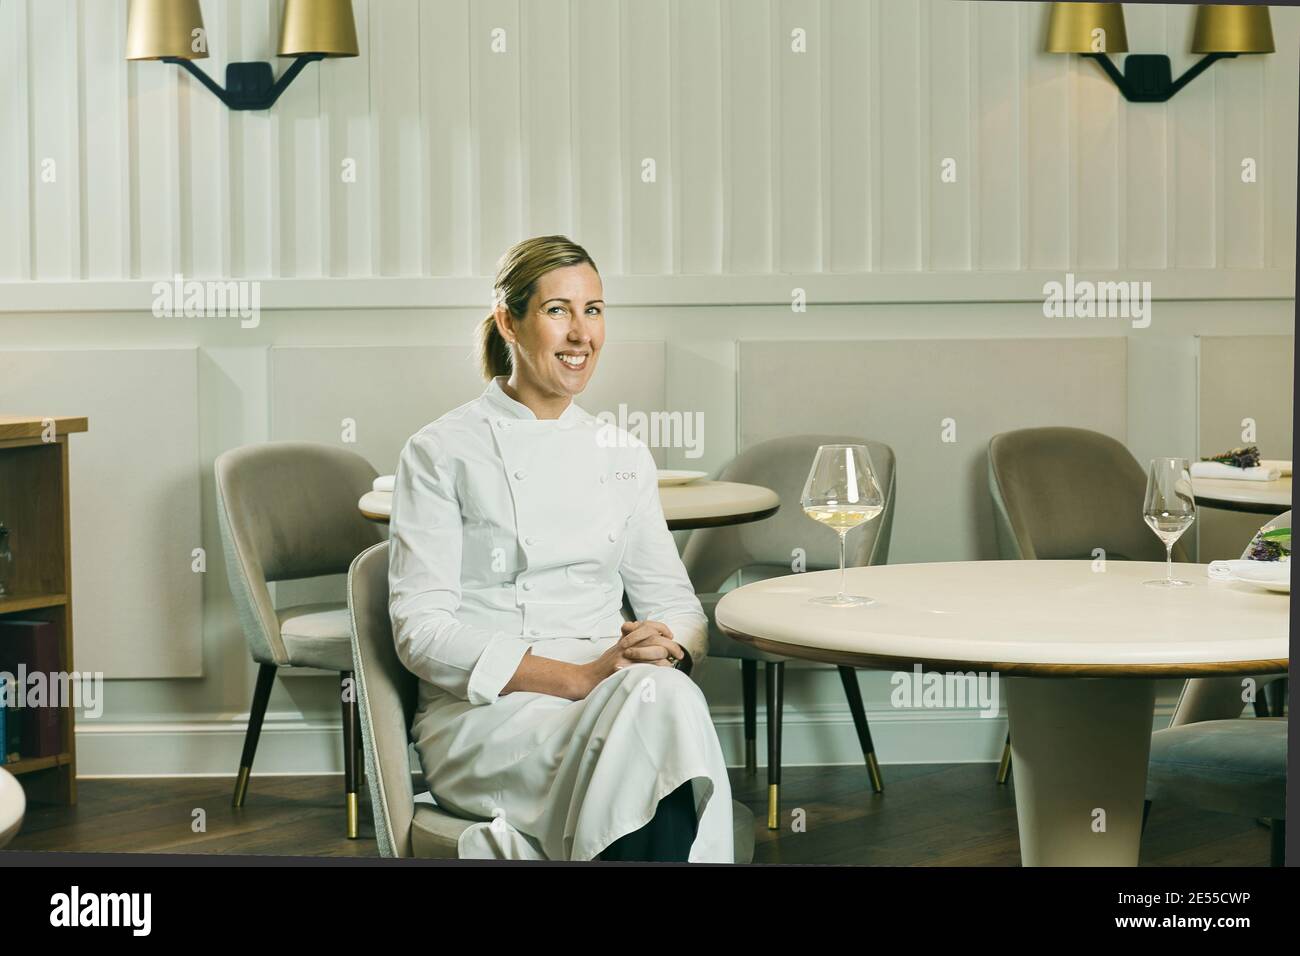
[574,620,685,698]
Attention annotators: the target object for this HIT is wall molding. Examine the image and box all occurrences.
[72,701,1180,779]
[1,269,1295,314]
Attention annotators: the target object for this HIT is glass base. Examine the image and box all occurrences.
[1143,578,1194,588]
[809,594,876,607]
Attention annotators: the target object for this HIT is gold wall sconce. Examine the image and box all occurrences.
[1046,2,1274,102]
[126,0,359,111]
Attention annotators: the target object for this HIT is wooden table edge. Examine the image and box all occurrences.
[717,624,1289,678]
[1195,496,1290,516]
[363,503,782,529]
[666,504,779,532]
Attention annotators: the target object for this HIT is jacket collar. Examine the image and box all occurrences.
[482,375,590,424]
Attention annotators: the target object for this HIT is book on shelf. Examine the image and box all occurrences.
[0,618,64,759]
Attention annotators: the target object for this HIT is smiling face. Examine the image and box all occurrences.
[497,262,605,409]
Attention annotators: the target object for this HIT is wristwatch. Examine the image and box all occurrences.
[672,647,694,675]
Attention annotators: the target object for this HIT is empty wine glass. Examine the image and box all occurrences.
[1143,457,1196,588]
[801,444,884,607]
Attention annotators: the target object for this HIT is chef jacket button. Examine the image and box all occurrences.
[608,530,618,542]
[514,469,526,480]
[599,474,607,484]
[524,536,537,546]
[522,581,533,591]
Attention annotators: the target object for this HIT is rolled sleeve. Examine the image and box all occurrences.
[618,444,709,665]
[388,432,531,706]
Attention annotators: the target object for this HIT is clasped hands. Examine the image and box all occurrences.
[576,619,687,699]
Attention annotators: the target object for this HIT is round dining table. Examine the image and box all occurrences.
[359,476,780,532]
[715,559,1289,867]
[0,766,25,849]
[1191,475,1291,516]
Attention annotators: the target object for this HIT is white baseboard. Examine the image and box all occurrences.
[72,702,1179,778]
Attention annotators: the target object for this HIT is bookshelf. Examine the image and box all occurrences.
[0,415,87,805]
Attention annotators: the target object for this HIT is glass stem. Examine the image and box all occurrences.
[1166,542,1173,583]
[838,530,848,600]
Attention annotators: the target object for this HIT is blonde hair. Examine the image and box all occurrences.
[478,235,598,381]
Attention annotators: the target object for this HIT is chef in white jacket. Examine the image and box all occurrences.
[388,235,735,862]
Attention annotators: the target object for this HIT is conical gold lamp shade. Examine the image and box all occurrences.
[1192,4,1275,54]
[125,0,208,61]
[278,0,360,57]
[1046,2,1129,54]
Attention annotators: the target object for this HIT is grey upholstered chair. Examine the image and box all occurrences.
[1142,718,1286,866]
[986,426,1193,782]
[682,434,897,830]
[347,540,757,862]
[1165,509,1291,729]
[215,441,385,838]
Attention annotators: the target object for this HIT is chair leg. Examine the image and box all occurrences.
[837,666,883,793]
[1253,694,1271,718]
[1270,819,1285,867]
[742,660,758,775]
[996,730,1012,785]
[232,663,277,808]
[765,661,784,830]
[341,671,360,839]
[1265,677,1288,717]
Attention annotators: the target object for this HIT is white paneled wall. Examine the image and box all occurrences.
[0,1,1294,775]
[1,0,1297,290]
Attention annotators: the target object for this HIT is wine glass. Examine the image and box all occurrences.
[1143,457,1196,588]
[801,444,884,607]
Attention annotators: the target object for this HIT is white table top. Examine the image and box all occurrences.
[715,560,1289,676]
[0,766,24,848]
[1191,475,1291,512]
[360,478,780,531]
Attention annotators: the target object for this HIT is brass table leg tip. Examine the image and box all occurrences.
[766,783,779,829]
[866,752,883,793]
[231,766,251,807]
[347,793,360,839]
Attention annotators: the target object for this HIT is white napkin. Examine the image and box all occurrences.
[372,475,395,493]
[1261,460,1293,477]
[1190,461,1280,482]
[1207,559,1289,583]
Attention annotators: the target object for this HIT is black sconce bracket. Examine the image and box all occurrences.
[1083,52,1236,103]
[160,54,325,111]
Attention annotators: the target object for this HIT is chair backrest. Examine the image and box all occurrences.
[682,434,897,593]
[987,426,1191,562]
[347,540,421,858]
[215,441,385,664]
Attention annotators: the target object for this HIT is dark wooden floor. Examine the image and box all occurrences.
[4,762,1275,865]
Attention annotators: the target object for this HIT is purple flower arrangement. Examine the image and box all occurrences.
[1201,444,1262,469]
[1244,526,1290,562]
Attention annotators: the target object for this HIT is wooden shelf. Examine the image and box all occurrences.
[1,416,86,806]
[2,753,72,776]
[0,416,87,442]
[0,593,68,615]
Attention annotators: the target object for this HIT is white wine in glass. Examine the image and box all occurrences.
[801,444,884,607]
[1143,457,1196,588]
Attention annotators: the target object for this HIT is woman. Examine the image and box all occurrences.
[387,235,735,862]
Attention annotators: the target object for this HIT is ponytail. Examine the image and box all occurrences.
[477,313,512,381]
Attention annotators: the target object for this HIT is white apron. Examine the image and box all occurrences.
[388,376,734,862]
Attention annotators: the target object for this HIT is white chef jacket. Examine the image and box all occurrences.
[388,376,734,862]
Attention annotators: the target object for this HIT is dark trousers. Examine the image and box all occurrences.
[598,779,698,862]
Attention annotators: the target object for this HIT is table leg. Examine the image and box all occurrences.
[1006,677,1156,866]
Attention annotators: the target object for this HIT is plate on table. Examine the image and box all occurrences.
[1230,562,1291,593]
[657,470,708,486]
